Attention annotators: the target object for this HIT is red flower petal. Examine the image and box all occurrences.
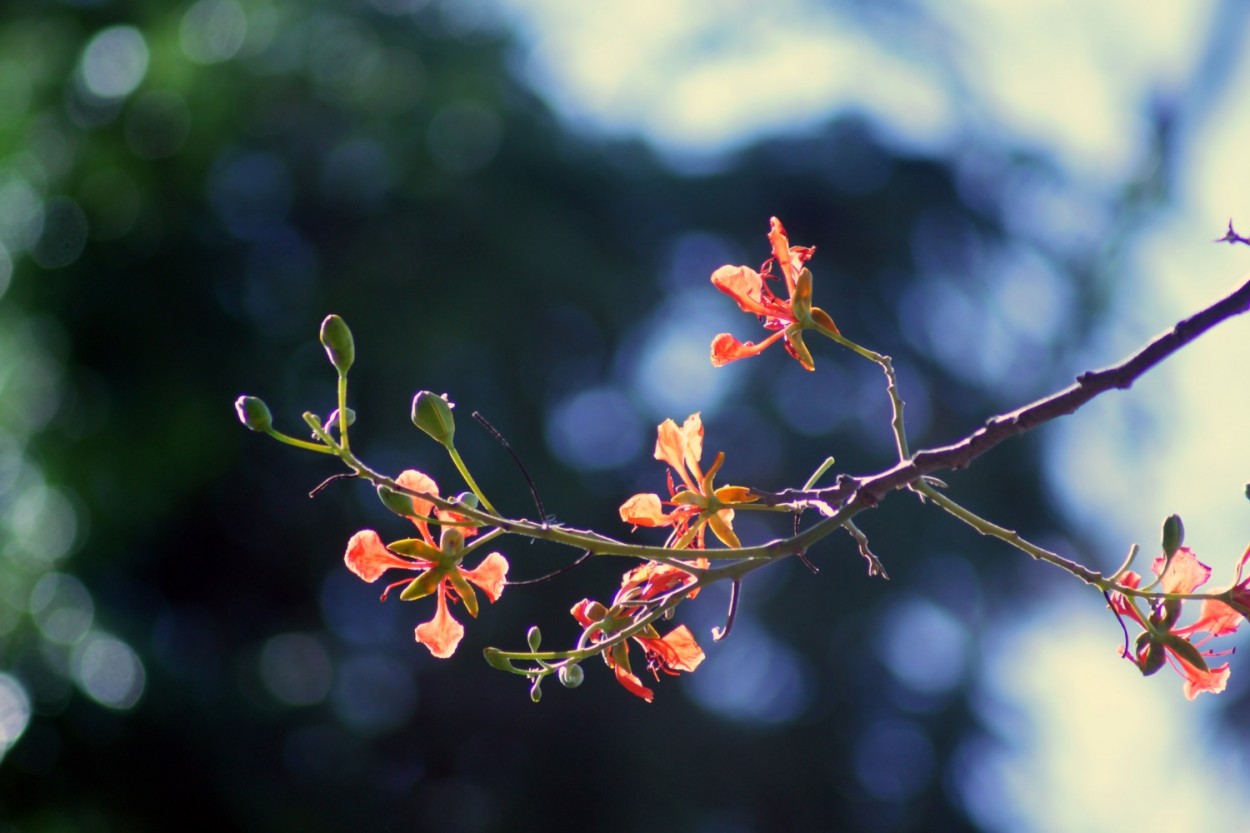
[461,553,509,603]
[344,529,419,583]
[414,587,465,658]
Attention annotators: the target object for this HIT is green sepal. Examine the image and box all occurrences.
[234,396,273,432]
[387,537,442,561]
[448,568,479,618]
[398,568,443,602]
[412,391,456,446]
[319,314,355,375]
[1161,633,1209,672]
[1135,633,1167,676]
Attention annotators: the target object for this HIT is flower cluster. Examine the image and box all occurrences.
[344,469,508,658]
[709,216,838,371]
[238,217,1250,706]
[569,561,706,702]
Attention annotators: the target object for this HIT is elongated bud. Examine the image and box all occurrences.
[526,626,542,651]
[483,647,518,672]
[319,314,355,375]
[529,676,543,703]
[412,391,456,446]
[1161,514,1184,557]
[377,485,417,517]
[558,664,584,688]
[235,396,272,431]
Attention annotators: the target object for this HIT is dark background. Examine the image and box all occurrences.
[0,2,1215,832]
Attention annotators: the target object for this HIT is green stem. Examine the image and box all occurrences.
[336,373,350,452]
[265,428,337,454]
[447,445,499,516]
[813,322,911,462]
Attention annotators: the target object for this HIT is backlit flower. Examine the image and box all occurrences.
[710,217,839,371]
[1109,546,1235,699]
[619,412,756,549]
[344,469,507,658]
[570,598,704,703]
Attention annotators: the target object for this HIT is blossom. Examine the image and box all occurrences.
[570,598,704,703]
[1109,546,1235,699]
[344,469,507,658]
[619,412,756,549]
[709,217,839,371]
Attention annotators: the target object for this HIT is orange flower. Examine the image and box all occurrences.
[344,469,507,658]
[570,599,704,703]
[1109,547,1236,699]
[709,217,839,371]
[619,412,756,549]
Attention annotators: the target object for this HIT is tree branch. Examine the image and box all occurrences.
[853,272,1250,506]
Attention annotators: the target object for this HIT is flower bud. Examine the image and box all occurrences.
[377,485,417,517]
[526,626,542,651]
[483,647,517,672]
[319,314,355,375]
[1161,514,1184,557]
[558,664,584,688]
[411,391,456,446]
[529,676,543,703]
[235,396,273,431]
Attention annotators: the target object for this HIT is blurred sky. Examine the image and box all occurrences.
[480,0,1250,830]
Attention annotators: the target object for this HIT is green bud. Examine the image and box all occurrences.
[1245,483,1249,502]
[483,647,517,673]
[1161,514,1184,557]
[377,485,417,518]
[453,491,480,511]
[411,391,456,446]
[558,664,584,688]
[234,396,272,431]
[319,314,355,375]
[529,676,543,703]
[526,626,542,651]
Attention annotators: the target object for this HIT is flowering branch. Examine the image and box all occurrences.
[236,217,1250,703]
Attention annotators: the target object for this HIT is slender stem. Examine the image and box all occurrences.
[336,373,350,452]
[814,322,911,461]
[915,480,1104,586]
[265,428,337,454]
[447,445,499,516]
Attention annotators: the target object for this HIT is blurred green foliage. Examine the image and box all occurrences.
[0,2,1108,831]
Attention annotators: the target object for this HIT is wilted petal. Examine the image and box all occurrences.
[641,625,705,673]
[710,331,785,366]
[606,644,654,702]
[345,529,419,583]
[620,493,673,527]
[461,552,509,602]
[679,413,704,472]
[415,588,465,658]
[710,265,775,317]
